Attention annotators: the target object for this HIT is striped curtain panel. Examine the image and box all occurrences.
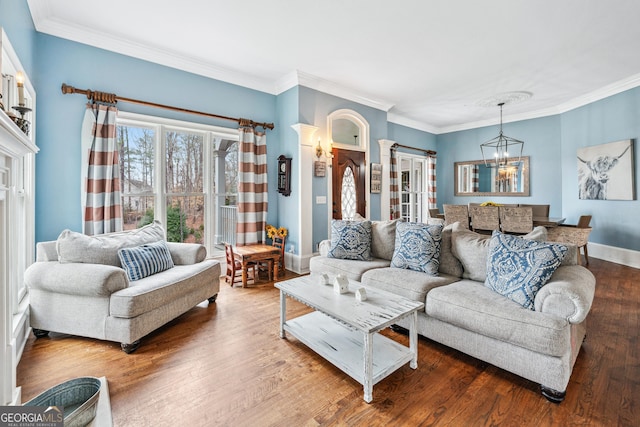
[236,124,268,246]
[427,154,437,209]
[472,164,479,193]
[81,103,122,235]
[389,148,400,219]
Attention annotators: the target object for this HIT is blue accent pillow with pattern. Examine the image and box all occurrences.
[391,222,443,275]
[118,240,175,281]
[485,231,568,309]
[327,220,372,261]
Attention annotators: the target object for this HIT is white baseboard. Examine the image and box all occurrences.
[284,252,312,275]
[588,242,640,269]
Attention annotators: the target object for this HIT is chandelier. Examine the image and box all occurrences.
[480,102,523,169]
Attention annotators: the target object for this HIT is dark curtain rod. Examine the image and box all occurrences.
[391,143,436,156]
[61,83,275,130]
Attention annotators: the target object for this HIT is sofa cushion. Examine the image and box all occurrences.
[109,260,218,318]
[485,231,568,309]
[327,220,372,261]
[451,225,491,281]
[426,280,570,356]
[57,221,166,267]
[391,222,442,275]
[439,223,463,277]
[118,240,175,281]
[362,267,459,303]
[451,224,553,282]
[371,220,398,260]
[309,255,390,282]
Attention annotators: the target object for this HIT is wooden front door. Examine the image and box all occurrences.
[332,148,366,219]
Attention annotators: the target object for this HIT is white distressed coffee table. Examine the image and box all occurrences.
[275,275,424,403]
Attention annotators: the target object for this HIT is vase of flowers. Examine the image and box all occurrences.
[266,224,288,241]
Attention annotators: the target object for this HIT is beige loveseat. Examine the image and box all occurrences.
[309,219,596,402]
[24,222,220,353]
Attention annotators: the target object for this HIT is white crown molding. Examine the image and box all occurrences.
[555,72,640,114]
[387,112,439,134]
[426,73,640,134]
[27,2,275,94]
[277,70,395,112]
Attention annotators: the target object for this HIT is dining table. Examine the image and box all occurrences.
[232,244,281,287]
[532,217,566,227]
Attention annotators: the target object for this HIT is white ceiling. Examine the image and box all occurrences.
[27,0,640,134]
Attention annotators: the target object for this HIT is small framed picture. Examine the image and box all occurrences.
[370,163,382,193]
[314,161,326,177]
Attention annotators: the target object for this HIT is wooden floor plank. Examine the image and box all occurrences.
[16,259,640,426]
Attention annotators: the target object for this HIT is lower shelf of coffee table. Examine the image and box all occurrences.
[283,311,413,386]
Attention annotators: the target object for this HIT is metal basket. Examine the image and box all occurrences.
[23,376,101,427]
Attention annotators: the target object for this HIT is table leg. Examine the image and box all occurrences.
[273,256,279,281]
[409,311,418,369]
[279,290,286,339]
[241,261,248,288]
[363,332,373,403]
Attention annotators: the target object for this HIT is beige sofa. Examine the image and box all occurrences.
[309,219,596,402]
[24,222,220,353]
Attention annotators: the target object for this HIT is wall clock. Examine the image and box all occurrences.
[277,155,292,196]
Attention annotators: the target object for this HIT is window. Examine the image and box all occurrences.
[399,155,427,222]
[117,112,239,254]
[341,166,356,219]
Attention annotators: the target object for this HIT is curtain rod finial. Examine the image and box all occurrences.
[61,83,74,94]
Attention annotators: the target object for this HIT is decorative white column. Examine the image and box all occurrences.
[291,124,318,273]
[378,139,395,221]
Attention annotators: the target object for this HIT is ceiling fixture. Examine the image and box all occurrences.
[480,102,523,169]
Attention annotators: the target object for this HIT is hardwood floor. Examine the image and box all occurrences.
[17,258,639,426]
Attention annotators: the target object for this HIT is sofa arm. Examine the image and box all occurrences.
[24,262,128,297]
[534,265,596,323]
[166,242,207,265]
[319,240,331,257]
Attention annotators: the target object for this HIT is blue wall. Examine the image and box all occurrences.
[0,0,36,76]
[560,88,640,251]
[437,115,564,216]
[388,122,437,150]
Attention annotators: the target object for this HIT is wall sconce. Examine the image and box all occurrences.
[314,139,332,177]
[315,138,333,160]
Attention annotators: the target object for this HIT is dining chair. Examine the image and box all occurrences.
[499,206,533,234]
[547,215,592,264]
[225,243,256,286]
[272,233,286,277]
[258,232,285,279]
[469,205,500,234]
[443,204,469,229]
[519,204,550,217]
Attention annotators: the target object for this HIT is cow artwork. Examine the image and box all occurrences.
[577,139,635,200]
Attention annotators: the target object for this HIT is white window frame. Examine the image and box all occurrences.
[398,153,428,223]
[117,111,239,255]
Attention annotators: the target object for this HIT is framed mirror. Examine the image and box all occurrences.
[454,156,529,196]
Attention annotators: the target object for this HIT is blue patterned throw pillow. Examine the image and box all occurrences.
[327,220,372,261]
[391,222,443,275]
[485,231,568,310]
[118,240,175,281]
